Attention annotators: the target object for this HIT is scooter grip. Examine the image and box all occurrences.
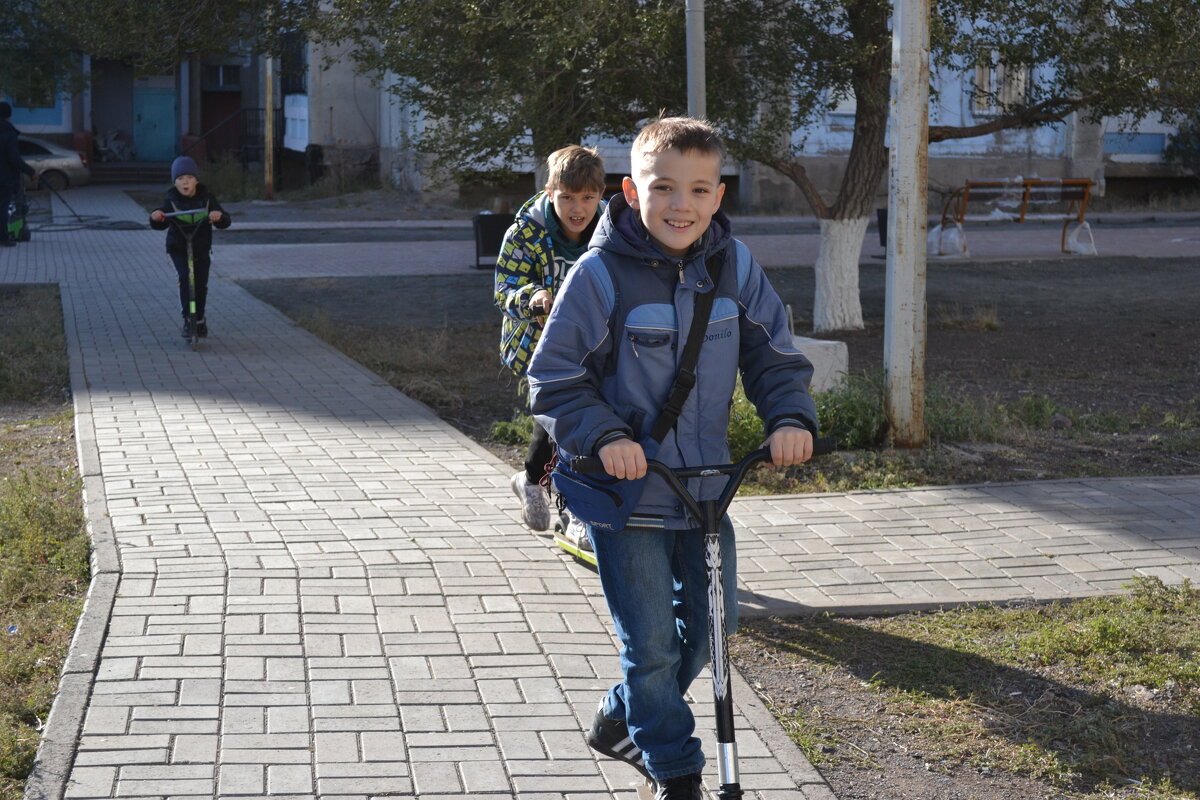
[813,436,837,456]
[570,456,608,474]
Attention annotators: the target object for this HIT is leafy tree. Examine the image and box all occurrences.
[309,0,688,182]
[705,0,1200,331]
[1165,116,1200,177]
[0,1,83,105]
[36,0,312,73]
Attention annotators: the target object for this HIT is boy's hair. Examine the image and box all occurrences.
[0,101,12,119]
[631,116,726,168]
[546,145,606,193]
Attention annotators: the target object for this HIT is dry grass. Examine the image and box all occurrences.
[0,285,86,800]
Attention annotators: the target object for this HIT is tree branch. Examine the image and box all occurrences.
[929,95,1101,142]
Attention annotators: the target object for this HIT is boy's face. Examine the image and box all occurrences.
[547,185,602,243]
[174,174,198,196]
[623,148,724,258]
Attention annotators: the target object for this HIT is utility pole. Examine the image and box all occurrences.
[883,0,930,446]
[686,0,705,118]
[264,55,275,200]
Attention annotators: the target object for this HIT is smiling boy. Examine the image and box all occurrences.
[494,145,607,546]
[527,117,818,799]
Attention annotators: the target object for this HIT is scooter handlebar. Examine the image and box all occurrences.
[570,436,837,477]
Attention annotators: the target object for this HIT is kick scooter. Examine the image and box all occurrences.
[161,206,211,350]
[573,437,836,799]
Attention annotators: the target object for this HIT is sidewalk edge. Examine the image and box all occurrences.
[24,286,120,800]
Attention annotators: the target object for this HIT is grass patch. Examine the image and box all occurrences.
[933,302,1001,331]
[199,153,265,203]
[279,166,381,203]
[733,577,1200,798]
[0,287,69,405]
[0,285,86,800]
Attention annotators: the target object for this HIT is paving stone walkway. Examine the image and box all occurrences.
[3,186,1197,800]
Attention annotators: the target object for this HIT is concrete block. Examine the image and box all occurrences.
[793,336,848,393]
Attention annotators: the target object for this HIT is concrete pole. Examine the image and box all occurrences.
[686,0,705,118]
[882,0,930,447]
[264,55,275,200]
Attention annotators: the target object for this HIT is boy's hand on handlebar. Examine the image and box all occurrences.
[764,427,813,468]
[530,289,553,320]
[208,211,222,224]
[150,210,165,222]
[598,438,647,480]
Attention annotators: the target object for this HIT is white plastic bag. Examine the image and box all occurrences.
[1065,221,1097,255]
[927,221,968,256]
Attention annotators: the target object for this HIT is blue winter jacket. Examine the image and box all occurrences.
[528,193,818,527]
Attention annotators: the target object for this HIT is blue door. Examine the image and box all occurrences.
[133,88,178,161]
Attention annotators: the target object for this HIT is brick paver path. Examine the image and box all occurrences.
[3,186,1197,800]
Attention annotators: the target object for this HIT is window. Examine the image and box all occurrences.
[203,64,242,91]
[973,60,1028,115]
[280,30,308,95]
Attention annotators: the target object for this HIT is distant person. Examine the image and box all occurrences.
[527,117,818,799]
[0,101,37,248]
[149,156,231,337]
[493,145,607,550]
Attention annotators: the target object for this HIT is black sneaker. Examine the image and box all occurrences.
[196,318,208,337]
[586,701,652,782]
[653,772,704,800]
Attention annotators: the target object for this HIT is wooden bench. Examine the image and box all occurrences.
[936,177,1095,255]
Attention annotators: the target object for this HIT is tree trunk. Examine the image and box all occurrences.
[812,217,869,332]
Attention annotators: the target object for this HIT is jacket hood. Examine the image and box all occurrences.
[514,191,552,230]
[591,192,733,266]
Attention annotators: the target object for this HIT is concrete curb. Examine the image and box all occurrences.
[23,287,121,800]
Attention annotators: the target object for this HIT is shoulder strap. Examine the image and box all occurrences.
[647,250,725,443]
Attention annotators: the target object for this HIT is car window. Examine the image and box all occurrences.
[18,140,51,156]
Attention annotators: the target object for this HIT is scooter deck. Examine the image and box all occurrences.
[554,534,597,567]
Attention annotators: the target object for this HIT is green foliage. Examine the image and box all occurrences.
[1000,394,1058,429]
[490,413,534,447]
[309,0,686,178]
[813,372,889,449]
[727,382,766,462]
[1165,116,1200,175]
[37,0,312,73]
[0,2,85,107]
[200,154,265,204]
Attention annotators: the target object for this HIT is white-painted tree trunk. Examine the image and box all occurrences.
[812,217,869,332]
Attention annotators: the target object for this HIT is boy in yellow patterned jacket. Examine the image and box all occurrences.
[494,145,607,544]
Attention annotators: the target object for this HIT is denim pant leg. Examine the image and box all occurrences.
[589,515,738,781]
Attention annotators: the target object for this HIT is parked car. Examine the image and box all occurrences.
[17,135,91,191]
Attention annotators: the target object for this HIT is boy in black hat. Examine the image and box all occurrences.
[149,156,231,336]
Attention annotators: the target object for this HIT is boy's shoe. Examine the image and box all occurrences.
[510,471,550,531]
[196,318,208,337]
[586,701,652,782]
[555,510,593,552]
[652,772,705,800]
[181,320,191,338]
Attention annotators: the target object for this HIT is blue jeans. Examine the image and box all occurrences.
[589,515,738,780]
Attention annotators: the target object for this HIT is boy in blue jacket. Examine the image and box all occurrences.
[527,117,818,799]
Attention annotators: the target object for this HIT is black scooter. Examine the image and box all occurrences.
[574,437,836,799]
